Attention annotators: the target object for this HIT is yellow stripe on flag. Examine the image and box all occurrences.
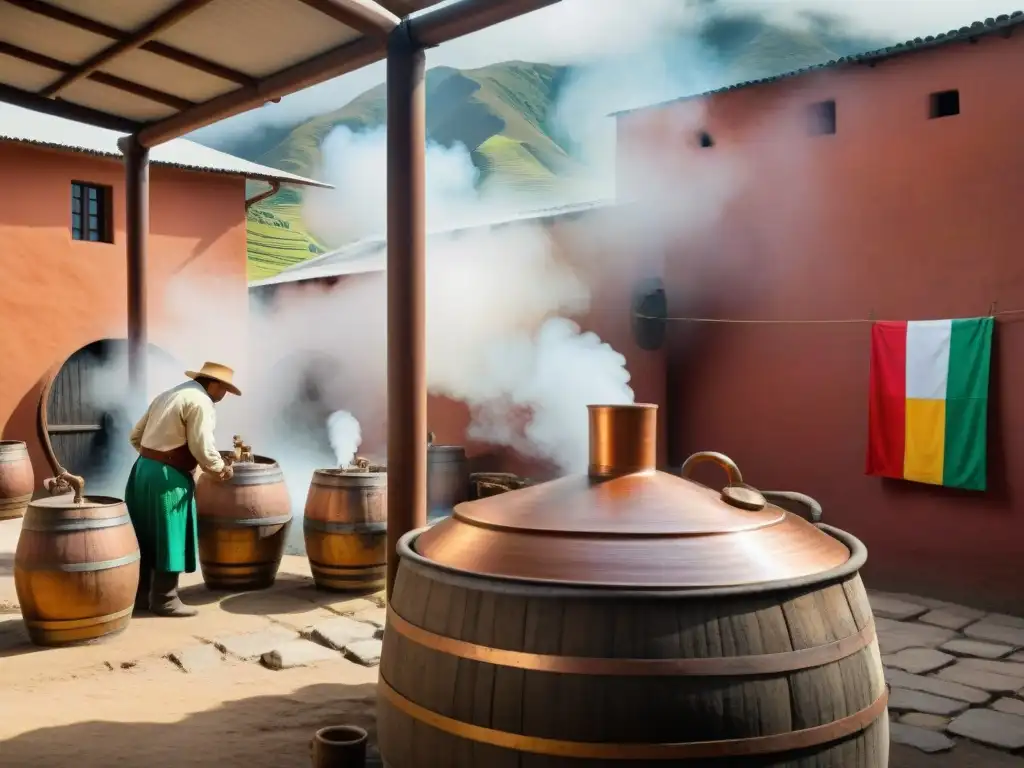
[904,398,946,485]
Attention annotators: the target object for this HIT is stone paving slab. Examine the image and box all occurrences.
[883,648,955,675]
[964,621,1024,647]
[168,644,225,674]
[307,617,378,651]
[1009,651,1024,663]
[884,668,992,704]
[889,722,956,753]
[986,614,1024,630]
[920,607,987,631]
[212,627,299,661]
[948,708,1024,750]
[888,687,969,716]
[957,658,1024,680]
[869,594,929,621]
[992,697,1024,717]
[352,606,387,630]
[877,620,958,654]
[941,639,1016,660]
[345,638,383,667]
[899,712,951,730]
[260,639,340,670]
[936,662,1023,693]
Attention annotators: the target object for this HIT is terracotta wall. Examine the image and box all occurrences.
[0,142,249,485]
[617,32,1024,610]
[253,210,667,481]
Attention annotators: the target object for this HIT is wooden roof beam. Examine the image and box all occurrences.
[135,0,562,148]
[40,0,217,99]
[2,0,255,87]
[297,0,400,38]
[0,81,141,132]
[0,40,194,110]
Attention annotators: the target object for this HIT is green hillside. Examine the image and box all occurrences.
[199,13,886,280]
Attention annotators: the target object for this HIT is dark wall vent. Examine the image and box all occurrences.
[632,277,668,351]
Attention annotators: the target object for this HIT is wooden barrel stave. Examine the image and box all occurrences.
[14,497,140,646]
[304,469,387,592]
[196,455,292,591]
[379,562,887,767]
[0,440,34,520]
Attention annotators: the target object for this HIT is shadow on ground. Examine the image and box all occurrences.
[0,682,382,768]
[177,577,380,615]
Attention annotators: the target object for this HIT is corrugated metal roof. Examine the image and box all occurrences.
[248,199,613,288]
[611,10,1024,118]
[0,100,330,187]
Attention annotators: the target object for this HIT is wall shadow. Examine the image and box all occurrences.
[0,681,383,768]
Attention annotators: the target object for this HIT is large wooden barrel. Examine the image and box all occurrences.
[195,454,292,591]
[427,444,468,518]
[15,494,140,646]
[378,405,888,767]
[0,440,34,520]
[304,469,386,592]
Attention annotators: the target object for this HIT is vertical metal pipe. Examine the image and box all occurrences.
[385,22,427,602]
[119,134,150,399]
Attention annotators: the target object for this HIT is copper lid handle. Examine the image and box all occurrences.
[681,452,768,511]
[680,451,744,486]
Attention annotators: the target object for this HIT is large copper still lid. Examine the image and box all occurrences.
[412,404,852,589]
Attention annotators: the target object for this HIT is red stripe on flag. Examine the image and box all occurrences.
[867,321,907,479]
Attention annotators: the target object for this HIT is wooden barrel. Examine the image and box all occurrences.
[304,469,387,592]
[14,494,140,646]
[0,440,34,520]
[195,454,292,591]
[380,532,887,767]
[427,445,468,517]
[377,421,888,767]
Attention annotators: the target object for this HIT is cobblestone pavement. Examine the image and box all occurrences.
[870,589,1024,759]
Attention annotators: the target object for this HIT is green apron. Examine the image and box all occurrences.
[124,456,198,574]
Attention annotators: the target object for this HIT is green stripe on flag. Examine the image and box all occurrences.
[942,317,994,490]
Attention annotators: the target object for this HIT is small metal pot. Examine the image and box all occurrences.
[311,725,368,768]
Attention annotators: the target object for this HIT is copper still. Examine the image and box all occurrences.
[304,461,387,592]
[377,404,888,767]
[195,450,291,591]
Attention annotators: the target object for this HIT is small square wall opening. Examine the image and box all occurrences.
[929,89,960,119]
[698,131,714,148]
[809,99,836,135]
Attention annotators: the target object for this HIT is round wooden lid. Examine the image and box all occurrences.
[413,457,851,589]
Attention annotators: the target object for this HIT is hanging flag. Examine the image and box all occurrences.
[866,317,994,491]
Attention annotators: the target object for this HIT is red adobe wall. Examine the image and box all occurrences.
[0,142,249,486]
[616,31,1024,611]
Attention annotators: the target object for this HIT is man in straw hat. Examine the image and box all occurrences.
[125,362,241,617]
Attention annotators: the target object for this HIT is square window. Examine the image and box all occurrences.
[930,90,960,119]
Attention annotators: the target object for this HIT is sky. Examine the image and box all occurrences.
[189,0,1019,143]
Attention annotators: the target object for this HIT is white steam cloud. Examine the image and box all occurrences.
[327,410,362,467]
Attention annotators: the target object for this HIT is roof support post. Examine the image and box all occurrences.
[385,20,427,603]
[119,135,150,404]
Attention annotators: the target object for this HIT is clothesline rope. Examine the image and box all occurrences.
[634,307,1024,325]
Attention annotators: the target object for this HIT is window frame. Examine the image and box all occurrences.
[70,181,114,243]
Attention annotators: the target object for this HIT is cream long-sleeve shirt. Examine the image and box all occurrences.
[129,381,225,474]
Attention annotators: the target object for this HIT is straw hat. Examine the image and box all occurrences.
[185,362,241,396]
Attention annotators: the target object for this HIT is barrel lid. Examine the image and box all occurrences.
[412,407,851,590]
[30,494,123,510]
